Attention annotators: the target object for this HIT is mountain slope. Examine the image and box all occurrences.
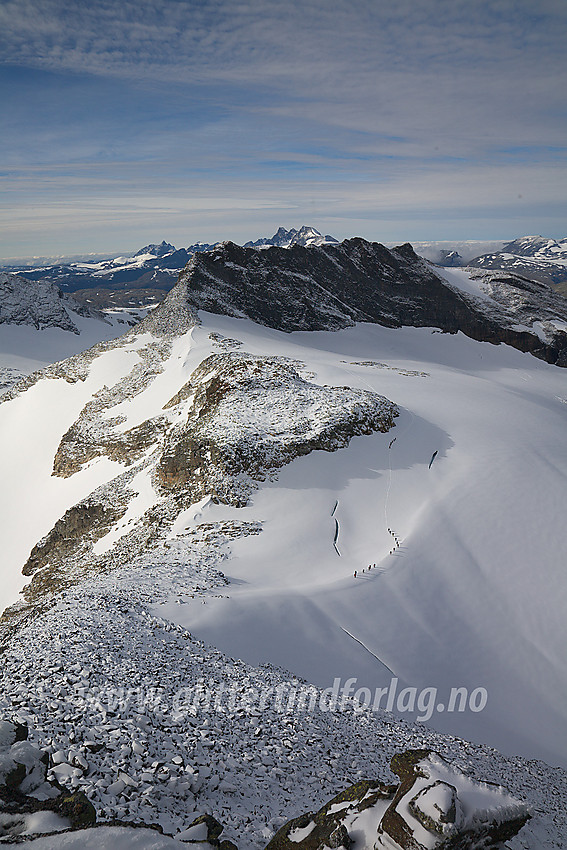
[173,239,567,365]
[0,272,142,396]
[467,234,567,293]
[1,244,567,846]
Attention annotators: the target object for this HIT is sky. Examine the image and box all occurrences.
[1,0,566,258]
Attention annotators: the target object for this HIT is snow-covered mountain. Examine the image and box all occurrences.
[0,271,105,333]
[0,272,143,396]
[2,241,215,310]
[398,240,508,266]
[1,239,566,847]
[244,226,339,249]
[500,235,567,260]
[404,235,567,295]
[134,240,177,258]
[460,235,567,292]
[2,228,339,310]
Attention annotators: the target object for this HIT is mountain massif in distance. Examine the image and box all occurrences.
[1,228,567,848]
[4,226,567,308]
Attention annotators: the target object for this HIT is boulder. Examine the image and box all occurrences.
[265,750,530,850]
[377,749,531,848]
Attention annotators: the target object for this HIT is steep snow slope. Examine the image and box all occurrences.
[1,302,566,774]
[1,314,566,848]
[146,313,567,770]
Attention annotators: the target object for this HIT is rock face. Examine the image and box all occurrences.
[168,239,567,365]
[0,272,103,333]
[267,749,530,850]
[378,750,530,849]
[266,779,396,850]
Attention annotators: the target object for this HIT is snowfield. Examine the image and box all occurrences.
[144,313,567,770]
[1,287,567,846]
[0,307,145,395]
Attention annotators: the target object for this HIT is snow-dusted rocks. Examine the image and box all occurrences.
[0,573,556,848]
[157,352,398,506]
[266,778,395,850]
[172,239,567,364]
[377,750,529,848]
[0,272,103,334]
[0,717,96,842]
[268,750,530,850]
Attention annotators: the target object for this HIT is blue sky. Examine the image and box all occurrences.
[1,0,566,258]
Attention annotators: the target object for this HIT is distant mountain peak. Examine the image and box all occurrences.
[244,226,339,249]
[501,235,563,257]
[134,240,176,258]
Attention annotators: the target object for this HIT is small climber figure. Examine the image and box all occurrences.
[354,570,357,578]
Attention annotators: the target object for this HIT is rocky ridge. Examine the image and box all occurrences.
[3,227,339,310]
[0,272,106,334]
[1,308,397,626]
[1,560,555,848]
[172,238,567,365]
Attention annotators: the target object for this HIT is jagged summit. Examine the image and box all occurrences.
[134,240,176,257]
[245,225,338,249]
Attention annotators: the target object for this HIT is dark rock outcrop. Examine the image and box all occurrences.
[266,779,396,850]
[22,499,128,582]
[152,239,567,365]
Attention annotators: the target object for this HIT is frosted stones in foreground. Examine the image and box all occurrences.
[266,749,530,850]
